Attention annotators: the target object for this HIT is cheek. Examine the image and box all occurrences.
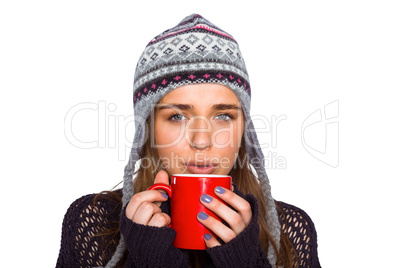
[214,132,243,170]
[154,125,188,162]
[154,122,185,147]
[155,130,179,146]
[215,145,241,174]
[211,122,243,148]
[213,130,242,148]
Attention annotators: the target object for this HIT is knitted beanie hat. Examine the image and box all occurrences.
[105,14,281,267]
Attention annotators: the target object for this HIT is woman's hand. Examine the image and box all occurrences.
[125,170,171,227]
[197,186,252,247]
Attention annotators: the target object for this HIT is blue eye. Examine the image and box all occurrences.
[215,114,233,121]
[169,114,186,121]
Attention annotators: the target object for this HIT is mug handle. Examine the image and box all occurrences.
[147,183,172,198]
[147,183,172,228]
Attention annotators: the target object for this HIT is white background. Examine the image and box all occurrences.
[1,1,401,267]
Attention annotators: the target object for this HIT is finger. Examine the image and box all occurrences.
[203,233,221,248]
[148,212,171,227]
[125,190,168,220]
[132,201,162,225]
[200,193,246,235]
[197,211,236,243]
[153,170,170,206]
[154,170,170,185]
[215,186,252,226]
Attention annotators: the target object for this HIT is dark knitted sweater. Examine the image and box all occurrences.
[56,187,321,267]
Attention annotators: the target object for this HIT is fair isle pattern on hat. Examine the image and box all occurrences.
[133,14,250,105]
[131,14,252,136]
[105,14,281,267]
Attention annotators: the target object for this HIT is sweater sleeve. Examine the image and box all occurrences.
[56,193,121,267]
[206,193,272,268]
[120,203,189,268]
[276,201,321,268]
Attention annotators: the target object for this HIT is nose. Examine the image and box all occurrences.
[187,116,212,150]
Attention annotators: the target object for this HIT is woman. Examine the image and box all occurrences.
[56,14,321,267]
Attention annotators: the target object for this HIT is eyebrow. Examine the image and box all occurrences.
[212,104,241,110]
[156,103,241,111]
[156,104,194,111]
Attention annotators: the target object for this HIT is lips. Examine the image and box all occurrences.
[183,161,218,174]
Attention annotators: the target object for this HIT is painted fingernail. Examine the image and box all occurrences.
[201,194,212,203]
[204,233,212,240]
[161,192,169,199]
[215,186,225,194]
[198,212,209,220]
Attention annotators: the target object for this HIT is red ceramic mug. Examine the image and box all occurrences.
[147,174,232,250]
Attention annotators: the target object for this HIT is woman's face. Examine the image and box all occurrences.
[153,84,244,176]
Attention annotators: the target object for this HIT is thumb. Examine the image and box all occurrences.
[154,170,170,185]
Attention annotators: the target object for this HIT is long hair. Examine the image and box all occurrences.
[95,116,298,267]
[228,137,298,267]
